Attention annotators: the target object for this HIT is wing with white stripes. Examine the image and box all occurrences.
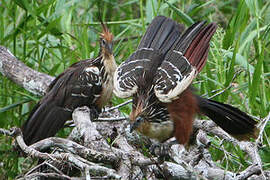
[114,48,163,98]
[153,21,217,103]
[154,50,196,103]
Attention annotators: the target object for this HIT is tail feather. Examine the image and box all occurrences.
[138,16,184,54]
[137,16,167,49]
[196,95,258,140]
[170,21,217,72]
[185,23,217,72]
[172,21,206,53]
[22,101,71,145]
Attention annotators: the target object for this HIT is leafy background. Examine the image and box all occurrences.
[0,0,269,178]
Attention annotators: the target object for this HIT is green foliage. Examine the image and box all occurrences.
[0,0,269,178]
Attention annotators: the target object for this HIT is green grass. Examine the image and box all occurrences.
[0,0,269,178]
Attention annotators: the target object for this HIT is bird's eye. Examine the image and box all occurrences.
[101,39,106,46]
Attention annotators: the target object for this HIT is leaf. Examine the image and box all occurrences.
[223,50,255,73]
[0,99,31,113]
[239,25,267,53]
[165,1,194,26]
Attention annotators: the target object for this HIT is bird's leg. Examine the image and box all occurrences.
[149,140,178,160]
[89,107,100,121]
[150,143,170,160]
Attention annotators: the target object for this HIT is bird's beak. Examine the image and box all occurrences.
[106,43,113,54]
[130,116,144,133]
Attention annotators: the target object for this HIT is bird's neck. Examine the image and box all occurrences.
[102,54,117,78]
[95,54,117,109]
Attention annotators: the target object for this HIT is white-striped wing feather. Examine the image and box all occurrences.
[114,48,163,98]
[154,50,197,103]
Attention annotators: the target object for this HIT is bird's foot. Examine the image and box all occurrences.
[150,142,171,160]
[149,140,178,160]
[89,108,100,121]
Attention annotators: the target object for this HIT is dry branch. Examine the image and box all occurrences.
[0,46,269,179]
[0,46,54,96]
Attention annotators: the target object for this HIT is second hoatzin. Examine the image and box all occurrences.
[22,23,117,145]
[114,16,258,144]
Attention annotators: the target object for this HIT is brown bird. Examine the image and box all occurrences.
[114,16,257,145]
[22,23,117,145]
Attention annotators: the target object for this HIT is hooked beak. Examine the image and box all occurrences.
[130,116,144,133]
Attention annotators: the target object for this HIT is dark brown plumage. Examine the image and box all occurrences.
[114,16,258,144]
[22,23,117,145]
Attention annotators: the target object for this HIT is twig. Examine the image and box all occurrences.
[25,161,64,176]
[0,127,15,136]
[105,99,132,112]
[30,137,119,164]
[208,70,242,99]
[93,116,128,122]
[85,167,91,180]
[10,127,121,179]
[236,164,261,180]
[18,172,72,180]
[131,157,160,167]
[64,116,128,127]
[256,112,270,145]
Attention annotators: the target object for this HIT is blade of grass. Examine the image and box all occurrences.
[165,1,194,25]
[223,51,255,73]
[0,99,31,113]
[222,37,240,101]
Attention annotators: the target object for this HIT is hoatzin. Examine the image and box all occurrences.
[114,16,258,144]
[22,23,117,145]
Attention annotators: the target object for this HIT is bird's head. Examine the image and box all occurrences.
[129,96,151,133]
[130,115,147,133]
[129,95,172,142]
[99,22,114,57]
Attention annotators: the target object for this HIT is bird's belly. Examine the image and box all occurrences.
[137,121,174,142]
[97,76,114,108]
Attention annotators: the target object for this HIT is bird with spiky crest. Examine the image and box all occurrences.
[114,16,258,145]
[22,21,117,145]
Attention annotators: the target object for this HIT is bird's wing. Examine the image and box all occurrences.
[114,16,184,99]
[114,48,163,98]
[61,64,102,109]
[154,22,217,103]
[22,59,103,145]
[44,58,102,107]
[47,58,95,91]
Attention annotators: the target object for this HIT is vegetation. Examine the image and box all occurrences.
[0,0,269,178]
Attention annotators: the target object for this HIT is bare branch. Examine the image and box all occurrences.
[18,172,72,180]
[0,46,54,95]
[29,137,119,164]
[105,99,132,112]
[208,69,242,99]
[9,127,121,179]
[237,164,261,180]
[0,127,16,136]
[93,116,127,122]
[72,106,111,149]
[256,112,270,145]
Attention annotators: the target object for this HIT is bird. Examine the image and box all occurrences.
[22,22,117,145]
[114,16,258,145]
